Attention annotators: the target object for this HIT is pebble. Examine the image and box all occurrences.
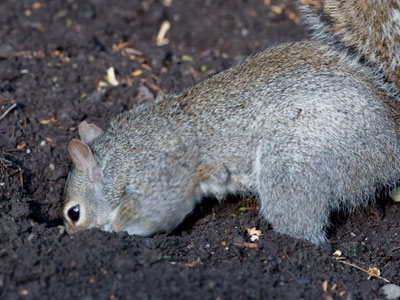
[381,284,400,300]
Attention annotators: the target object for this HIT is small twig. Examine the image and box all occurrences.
[1,149,23,152]
[338,260,391,283]
[18,168,24,189]
[390,246,400,252]
[0,103,17,121]
[0,155,12,173]
[283,248,295,267]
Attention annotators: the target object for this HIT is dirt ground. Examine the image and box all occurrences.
[1,0,400,299]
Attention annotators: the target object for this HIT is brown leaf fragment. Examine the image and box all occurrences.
[141,64,152,71]
[132,70,143,77]
[32,2,41,10]
[233,242,258,248]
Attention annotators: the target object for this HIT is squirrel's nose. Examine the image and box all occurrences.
[67,205,80,223]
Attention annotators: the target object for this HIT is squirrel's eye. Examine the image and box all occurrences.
[68,205,80,223]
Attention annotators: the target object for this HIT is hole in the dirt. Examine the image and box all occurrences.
[93,36,105,51]
[327,193,392,240]
[162,51,174,66]
[2,83,15,93]
[171,197,218,235]
[375,192,393,214]
[327,210,349,239]
[28,201,64,228]
[171,194,251,235]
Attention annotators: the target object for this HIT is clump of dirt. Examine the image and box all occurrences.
[0,0,399,299]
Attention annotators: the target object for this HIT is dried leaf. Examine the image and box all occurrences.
[333,250,342,256]
[182,55,193,62]
[162,0,172,6]
[32,2,41,9]
[156,21,171,46]
[233,242,258,248]
[97,81,108,90]
[367,267,381,280]
[322,280,328,292]
[105,67,119,86]
[132,70,143,77]
[246,227,262,241]
[270,5,283,14]
[141,65,151,72]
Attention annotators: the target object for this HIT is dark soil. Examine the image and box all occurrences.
[1,0,399,299]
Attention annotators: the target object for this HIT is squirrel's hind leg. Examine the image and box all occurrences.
[254,144,332,245]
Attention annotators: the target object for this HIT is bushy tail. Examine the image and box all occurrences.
[299,0,400,94]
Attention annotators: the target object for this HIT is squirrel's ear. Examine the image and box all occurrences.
[68,139,100,182]
[78,121,103,144]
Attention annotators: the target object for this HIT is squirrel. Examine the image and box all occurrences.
[63,0,400,244]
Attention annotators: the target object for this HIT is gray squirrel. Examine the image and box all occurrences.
[63,0,400,244]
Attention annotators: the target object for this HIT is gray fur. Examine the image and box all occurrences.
[299,0,400,96]
[63,3,400,244]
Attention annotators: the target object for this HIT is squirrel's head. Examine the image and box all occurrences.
[63,119,196,237]
[63,121,104,234]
